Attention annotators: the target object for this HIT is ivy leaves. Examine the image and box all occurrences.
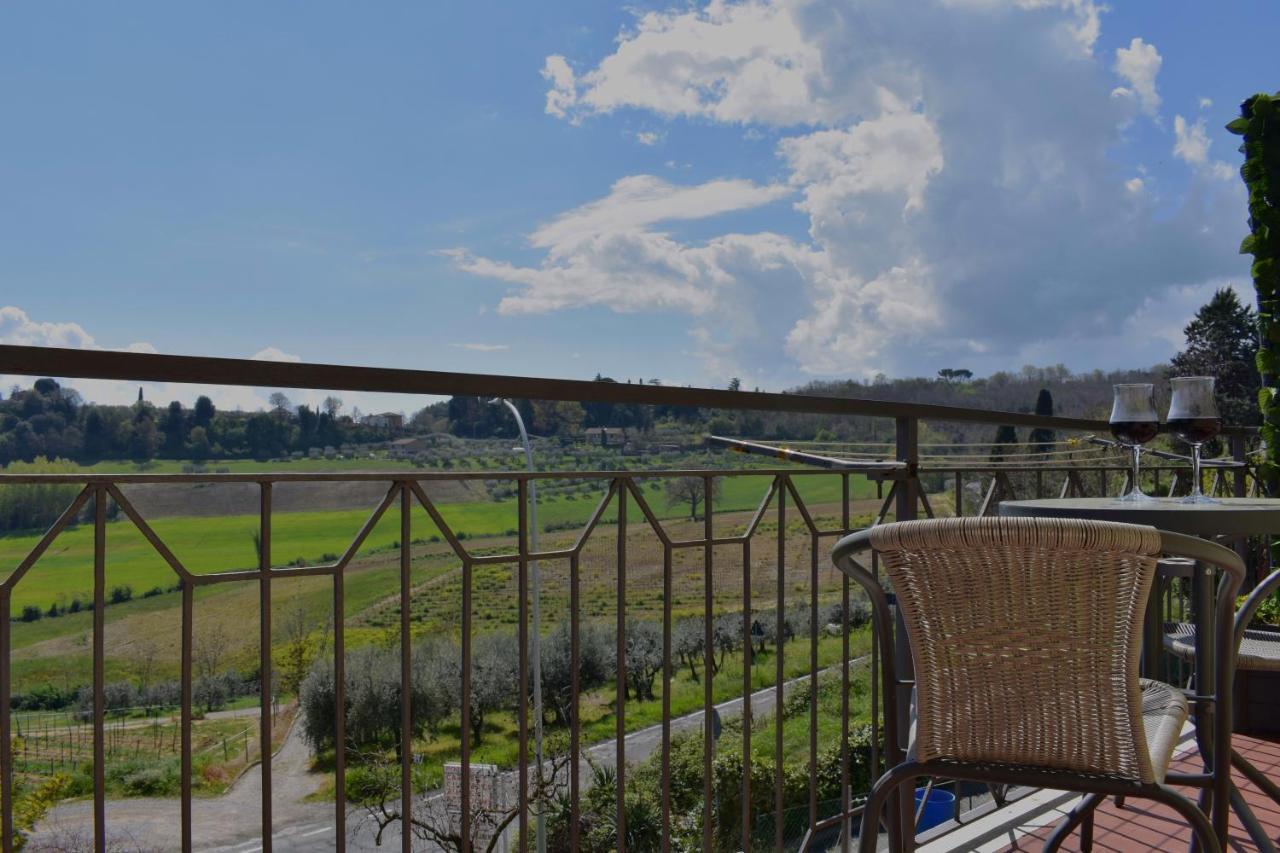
[1229,92,1280,482]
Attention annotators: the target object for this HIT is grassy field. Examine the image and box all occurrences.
[0,472,875,615]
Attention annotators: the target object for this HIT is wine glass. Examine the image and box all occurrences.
[1167,376,1222,504]
[1110,384,1159,501]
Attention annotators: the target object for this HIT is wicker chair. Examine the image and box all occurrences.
[830,517,1244,853]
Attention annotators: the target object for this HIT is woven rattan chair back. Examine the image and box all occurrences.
[870,517,1162,783]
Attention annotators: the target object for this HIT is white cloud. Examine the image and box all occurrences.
[449,342,511,352]
[543,0,832,126]
[1173,115,1236,181]
[1111,37,1162,117]
[634,131,664,146]
[778,105,944,219]
[250,346,302,363]
[458,0,1245,380]
[526,174,789,253]
[1199,97,1213,109]
[0,306,97,349]
[1173,114,1210,164]
[541,55,579,120]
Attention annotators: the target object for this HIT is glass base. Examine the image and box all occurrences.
[1116,488,1156,502]
[1180,492,1219,505]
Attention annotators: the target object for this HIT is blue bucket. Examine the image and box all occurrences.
[915,786,956,832]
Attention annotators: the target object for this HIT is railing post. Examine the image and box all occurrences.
[893,417,919,846]
[1232,434,1248,499]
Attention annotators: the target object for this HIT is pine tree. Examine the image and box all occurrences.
[990,425,1018,462]
[1170,288,1261,429]
[1029,389,1055,456]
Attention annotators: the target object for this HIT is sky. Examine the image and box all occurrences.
[0,1,1276,415]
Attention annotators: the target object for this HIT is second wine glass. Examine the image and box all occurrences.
[1167,376,1222,504]
[1110,384,1159,501]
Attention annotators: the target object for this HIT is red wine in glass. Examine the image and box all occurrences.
[1167,376,1222,503]
[1110,384,1158,501]
[1167,417,1221,445]
[1110,420,1159,446]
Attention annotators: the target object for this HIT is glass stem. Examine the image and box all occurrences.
[1189,443,1202,499]
[1131,445,1142,496]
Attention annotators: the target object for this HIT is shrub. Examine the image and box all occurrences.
[109,585,133,604]
[12,682,77,711]
[19,605,42,623]
[121,765,176,797]
[142,586,164,599]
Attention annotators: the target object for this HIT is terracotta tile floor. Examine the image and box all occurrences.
[997,734,1280,852]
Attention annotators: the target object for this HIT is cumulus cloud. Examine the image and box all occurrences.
[1173,114,1210,164]
[634,131,664,146]
[1111,37,1162,116]
[528,175,788,252]
[250,346,302,362]
[543,0,831,125]
[541,55,579,120]
[0,306,98,350]
[1174,114,1236,181]
[457,0,1244,380]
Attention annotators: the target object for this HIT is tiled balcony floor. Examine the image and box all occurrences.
[916,731,1280,852]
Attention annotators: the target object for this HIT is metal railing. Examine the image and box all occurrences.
[0,344,1263,853]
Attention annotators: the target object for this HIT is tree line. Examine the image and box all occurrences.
[0,380,389,465]
[300,603,869,753]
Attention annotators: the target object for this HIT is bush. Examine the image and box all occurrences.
[109,585,133,604]
[12,682,77,711]
[142,586,164,599]
[121,765,176,797]
[19,605,42,622]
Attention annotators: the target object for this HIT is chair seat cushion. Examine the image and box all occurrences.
[1138,678,1187,783]
[905,679,1187,784]
[1165,622,1280,671]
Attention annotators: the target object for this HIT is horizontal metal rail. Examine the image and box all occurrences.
[0,343,1139,432]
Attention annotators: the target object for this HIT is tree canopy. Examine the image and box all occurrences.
[1170,287,1261,429]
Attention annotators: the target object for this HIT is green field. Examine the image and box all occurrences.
[0,472,873,615]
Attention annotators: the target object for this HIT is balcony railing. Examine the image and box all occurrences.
[0,344,1264,853]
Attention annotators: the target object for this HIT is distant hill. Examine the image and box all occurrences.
[711,364,1172,446]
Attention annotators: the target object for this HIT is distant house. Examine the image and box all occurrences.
[387,437,430,459]
[363,412,405,431]
[584,427,627,447]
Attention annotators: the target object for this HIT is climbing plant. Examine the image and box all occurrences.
[1229,92,1280,488]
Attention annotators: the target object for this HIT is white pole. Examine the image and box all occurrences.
[495,398,544,853]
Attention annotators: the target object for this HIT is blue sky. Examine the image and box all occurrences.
[1,1,1276,414]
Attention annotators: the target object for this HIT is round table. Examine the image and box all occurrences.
[998,496,1280,538]
[999,496,1280,851]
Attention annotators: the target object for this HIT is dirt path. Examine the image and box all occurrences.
[27,717,332,852]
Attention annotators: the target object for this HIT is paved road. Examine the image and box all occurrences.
[30,657,868,852]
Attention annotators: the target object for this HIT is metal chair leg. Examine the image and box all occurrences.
[1230,783,1279,853]
[1043,794,1103,852]
[859,762,924,853]
[1232,747,1280,806]
[1152,785,1223,853]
